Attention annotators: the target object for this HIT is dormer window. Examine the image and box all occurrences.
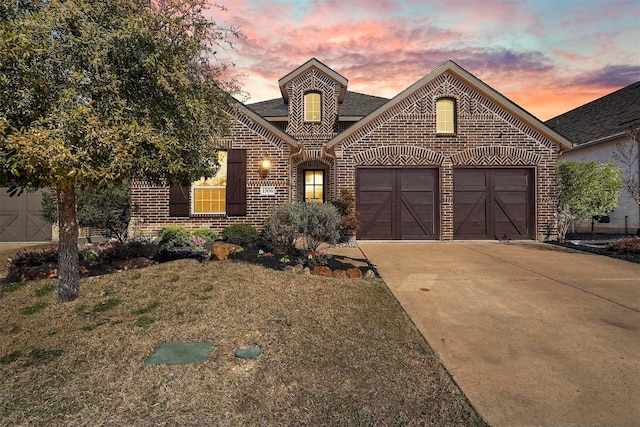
[436,98,455,134]
[304,92,321,122]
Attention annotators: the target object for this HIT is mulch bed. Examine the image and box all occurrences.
[228,242,379,276]
[547,233,640,264]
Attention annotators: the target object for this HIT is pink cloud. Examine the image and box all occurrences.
[208,0,638,121]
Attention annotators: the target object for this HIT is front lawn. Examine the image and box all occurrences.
[0,259,485,426]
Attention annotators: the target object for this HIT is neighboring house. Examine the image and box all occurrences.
[547,81,640,234]
[0,188,52,242]
[130,58,571,241]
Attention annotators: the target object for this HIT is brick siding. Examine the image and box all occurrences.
[130,68,560,240]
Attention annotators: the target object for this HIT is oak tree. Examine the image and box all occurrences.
[0,0,240,301]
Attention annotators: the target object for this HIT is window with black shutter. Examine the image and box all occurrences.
[226,149,247,216]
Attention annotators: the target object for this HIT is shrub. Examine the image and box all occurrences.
[192,228,219,243]
[262,203,304,254]
[299,203,341,252]
[221,223,258,245]
[606,237,640,253]
[263,202,341,253]
[156,226,191,248]
[9,247,58,267]
[331,189,361,242]
[42,181,131,242]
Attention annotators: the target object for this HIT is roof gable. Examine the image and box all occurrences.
[278,58,348,104]
[545,81,640,146]
[327,60,571,151]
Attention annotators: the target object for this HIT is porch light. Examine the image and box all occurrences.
[259,158,271,178]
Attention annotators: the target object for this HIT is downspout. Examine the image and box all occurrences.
[322,143,337,200]
[637,138,640,234]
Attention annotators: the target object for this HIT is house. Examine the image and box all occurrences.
[546,81,640,235]
[130,58,571,241]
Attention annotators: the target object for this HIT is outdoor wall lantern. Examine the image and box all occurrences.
[259,158,271,178]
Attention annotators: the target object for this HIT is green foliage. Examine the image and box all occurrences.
[0,0,240,301]
[191,228,219,243]
[556,161,622,240]
[0,350,22,365]
[35,283,57,297]
[132,301,161,316]
[331,189,361,241]
[21,302,48,315]
[157,226,192,248]
[299,203,341,252]
[263,203,341,253]
[262,203,304,254]
[305,251,332,268]
[23,348,64,367]
[221,223,259,245]
[92,298,121,313]
[1,281,27,293]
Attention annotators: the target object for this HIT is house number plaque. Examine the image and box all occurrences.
[260,186,276,196]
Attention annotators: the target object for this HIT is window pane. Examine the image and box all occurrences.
[192,151,227,213]
[193,188,226,213]
[305,93,321,122]
[436,98,455,133]
[304,170,324,203]
[193,151,228,187]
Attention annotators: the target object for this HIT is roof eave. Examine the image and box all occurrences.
[561,132,628,153]
[230,101,299,148]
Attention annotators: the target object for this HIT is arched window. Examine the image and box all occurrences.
[304,92,321,122]
[436,98,455,134]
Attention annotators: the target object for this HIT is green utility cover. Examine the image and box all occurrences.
[145,342,214,365]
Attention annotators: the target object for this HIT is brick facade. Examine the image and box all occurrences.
[130,60,567,240]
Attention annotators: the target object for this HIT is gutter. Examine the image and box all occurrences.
[560,132,627,154]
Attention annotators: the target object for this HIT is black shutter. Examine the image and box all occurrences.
[169,185,190,217]
[226,149,247,216]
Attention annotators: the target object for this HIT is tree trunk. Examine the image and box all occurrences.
[57,184,80,302]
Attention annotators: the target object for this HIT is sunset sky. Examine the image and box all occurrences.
[214,0,640,121]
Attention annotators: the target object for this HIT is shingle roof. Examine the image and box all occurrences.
[545,81,640,145]
[246,91,389,118]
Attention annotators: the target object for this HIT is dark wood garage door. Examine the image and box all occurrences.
[357,168,439,240]
[454,168,534,240]
[0,188,52,242]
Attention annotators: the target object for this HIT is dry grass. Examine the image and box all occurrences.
[1,259,485,426]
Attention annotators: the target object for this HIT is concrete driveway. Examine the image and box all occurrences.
[359,241,640,427]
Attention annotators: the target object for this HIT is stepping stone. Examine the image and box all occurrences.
[145,342,214,365]
[234,345,262,359]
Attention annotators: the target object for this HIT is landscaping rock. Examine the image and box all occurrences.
[346,268,363,279]
[332,269,347,278]
[234,345,262,359]
[211,243,241,261]
[311,266,332,277]
[364,269,376,279]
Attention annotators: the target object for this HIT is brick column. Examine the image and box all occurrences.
[440,159,454,240]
